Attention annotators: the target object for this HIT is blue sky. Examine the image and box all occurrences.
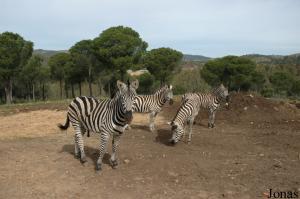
[1,0,300,57]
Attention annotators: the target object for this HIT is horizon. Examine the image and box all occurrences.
[1,0,300,57]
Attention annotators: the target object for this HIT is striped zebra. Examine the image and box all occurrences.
[58,80,139,171]
[168,84,229,144]
[132,85,173,131]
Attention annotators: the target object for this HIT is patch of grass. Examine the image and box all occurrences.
[0,100,70,116]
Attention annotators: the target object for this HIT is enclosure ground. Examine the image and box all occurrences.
[0,94,299,199]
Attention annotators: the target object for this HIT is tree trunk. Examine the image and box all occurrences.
[32,83,35,101]
[42,83,45,101]
[71,84,75,98]
[4,78,13,104]
[108,81,111,98]
[78,82,82,96]
[98,80,102,96]
[65,84,69,99]
[88,66,93,96]
[59,79,63,99]
[120,70,125,82]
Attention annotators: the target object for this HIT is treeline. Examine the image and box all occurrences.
[199,55,300,97]
[0,26,182,104]
[1,27,300,104]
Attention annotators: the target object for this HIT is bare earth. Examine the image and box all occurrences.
[0,93,300,199]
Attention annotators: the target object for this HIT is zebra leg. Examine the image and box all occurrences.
[74,127,87,163]
[110,134,121,169]
[96,131,110,171]
[211,110,216,128]
[188,118,194,143]
[208,109,213,128]
[149,111,157,132]
[125,124,132,130]
[74,134,80,158]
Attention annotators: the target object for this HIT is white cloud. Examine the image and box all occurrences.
[1,0,299,56]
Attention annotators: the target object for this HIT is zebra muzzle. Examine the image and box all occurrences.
[169,99,174,105]
[124,111,133,124]
[168,139,176,145]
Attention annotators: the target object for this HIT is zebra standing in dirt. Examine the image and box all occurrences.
[58,80,139,171]
[169,84,229,144]
[131,85,173,131]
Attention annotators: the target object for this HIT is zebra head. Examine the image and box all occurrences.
[163,84,174,105]
[214,84,230,106]
[168,121,184,145]
[116,79,139,124]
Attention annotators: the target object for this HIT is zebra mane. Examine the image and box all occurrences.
[211,84,227,98]
[154,85,168,95]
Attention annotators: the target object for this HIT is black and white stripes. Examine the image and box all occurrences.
[169,84,229,144]
[133,85,173,131]
[58,80,139,171]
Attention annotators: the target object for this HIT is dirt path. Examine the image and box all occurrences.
[0,97,300,199]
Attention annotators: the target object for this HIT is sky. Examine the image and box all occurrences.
[1,0,300,57]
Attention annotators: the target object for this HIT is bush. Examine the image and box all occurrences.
[171,69,210,95]
[290,80,300,97]
[261,87,274,98]
[201,56,260,91]
[270,71,294,95]
[137,73,155,94]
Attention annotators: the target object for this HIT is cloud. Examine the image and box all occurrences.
[1,0,299,57]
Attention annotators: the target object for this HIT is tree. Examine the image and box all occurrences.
[144,47,183,85]
[171,68,210,94]
[201,56,258,91]
[290,80,300,96]
[38,65,50,100]
[69,40,95,96]
[48,52,71,99]
[21,55,43,100]
[137,73,155,94]
[270,71,294,95]
[94,26,148,81]
[0,32,33,104]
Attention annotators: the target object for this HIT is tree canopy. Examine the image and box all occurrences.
[201,56,264,91]
[144,47,183,84]
[93,26,148,80]
[0,32,33,103]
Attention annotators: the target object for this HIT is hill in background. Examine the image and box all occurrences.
[33,49,300,68]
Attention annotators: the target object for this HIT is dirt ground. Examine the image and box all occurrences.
[0,93,300,199]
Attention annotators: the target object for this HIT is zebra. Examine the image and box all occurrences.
[168,84,229,144]
[131,85,173,131]
[168,96,201,144]
[58,80,139,171]
[182,84,229,128]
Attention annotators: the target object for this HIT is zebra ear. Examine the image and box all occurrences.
[131,79,139,90]
[117,80,127,91]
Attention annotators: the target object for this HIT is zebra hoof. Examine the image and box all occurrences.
[110,159,118,169]
[96,163,102,171]
[150,127,156,132]
[74,154,80,159]
[80,157,87,164]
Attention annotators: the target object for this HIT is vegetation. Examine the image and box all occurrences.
[0,32,33,104]
[0,27,300,104]
[144,48,183,85]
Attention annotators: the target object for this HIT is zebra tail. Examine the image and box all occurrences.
[57,116,70,130]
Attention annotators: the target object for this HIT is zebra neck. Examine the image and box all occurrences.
[155,90,166,106]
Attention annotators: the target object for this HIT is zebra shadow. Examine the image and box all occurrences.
[155,129,173,146]
[130,124,150,131]
[61,144,111,169]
